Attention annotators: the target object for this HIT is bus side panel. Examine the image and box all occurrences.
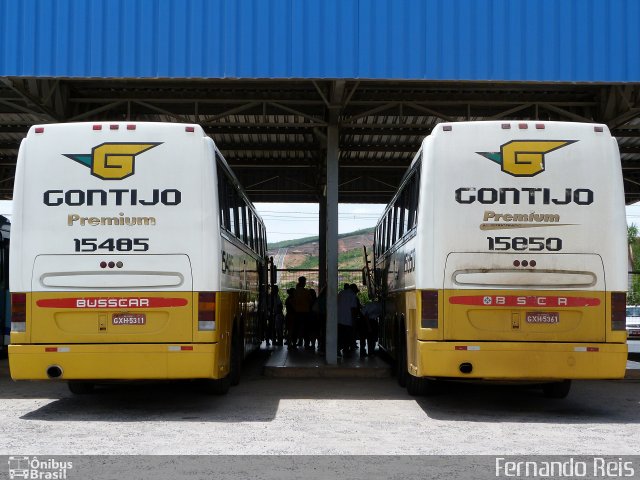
[215,290,238,379]
[219,235,263,359]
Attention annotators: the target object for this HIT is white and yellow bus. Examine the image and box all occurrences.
[374,121,628,398]
[9,122,267,394]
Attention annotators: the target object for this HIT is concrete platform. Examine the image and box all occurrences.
[625,359,640,379]
[262,345,393,378]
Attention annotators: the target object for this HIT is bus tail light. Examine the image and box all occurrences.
[198,292,216,331]
[11,293,26,332]
[421,290,438,328]
[611,292,626,331]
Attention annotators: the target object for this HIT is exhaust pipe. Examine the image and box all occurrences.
[459,362,473,374]
[46,365,63,379]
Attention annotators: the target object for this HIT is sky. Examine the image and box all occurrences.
[254,203,386,244]
[625,203,640,229]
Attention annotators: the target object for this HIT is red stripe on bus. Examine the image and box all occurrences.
[448,295,601,307]
[36,297,189,309]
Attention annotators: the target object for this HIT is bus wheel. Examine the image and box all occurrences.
[407,374,442,397]
[68,381,94,395]
[407,375,428,396]
[542,380,571,399]
[229,332,242,387]
[199,377,230,395]
[396,320,408,388]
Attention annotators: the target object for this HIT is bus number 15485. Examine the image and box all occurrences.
[73,238,150,252]
[487,236,562,252]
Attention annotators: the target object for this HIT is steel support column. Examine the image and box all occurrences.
[325,120,339,364]
[319,197,327,292]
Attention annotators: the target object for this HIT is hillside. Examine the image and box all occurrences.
[267,227,374,269]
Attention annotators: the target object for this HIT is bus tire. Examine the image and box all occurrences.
[199,377,230,395]
[406,374,430,396]
[68,381,94,395]
[229,331,242,387]
[396,319,408,388]
[542,380,571,399]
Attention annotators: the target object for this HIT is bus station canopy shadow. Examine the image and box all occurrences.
[15,351,640,425]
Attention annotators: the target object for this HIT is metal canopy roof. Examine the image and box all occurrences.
[1,77,639,204]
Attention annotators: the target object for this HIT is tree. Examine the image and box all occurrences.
[629,224,638,245]
[628,225,640,304]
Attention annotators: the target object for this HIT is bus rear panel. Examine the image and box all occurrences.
[9,122,251,384]
[375,121,628,391]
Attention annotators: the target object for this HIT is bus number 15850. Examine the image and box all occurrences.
[487,236,562,252]
[74,238,150,252]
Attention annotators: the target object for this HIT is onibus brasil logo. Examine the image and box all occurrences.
[64,142,162,180]
[8,456,73,479]
[477,140,576,177]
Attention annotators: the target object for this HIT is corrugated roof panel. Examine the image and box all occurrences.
[0,0,638,81]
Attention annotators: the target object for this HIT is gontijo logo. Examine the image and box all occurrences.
[64,142,162,180]
[477,140,576,177]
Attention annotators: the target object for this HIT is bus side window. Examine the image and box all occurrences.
[407,167,420,230]
[374,226,379,256]
[248,210,255,250]
[380,217,385,254]
[241,205,248,244]
[217,164,230,231]
[254,217,259,252]
[395,197,403,240]
[385,213,391,253]
[401,188,409,236]
[228,191,235,236]
[387,208,395,248]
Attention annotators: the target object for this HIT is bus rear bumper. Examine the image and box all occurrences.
[8,343,225,381]
[413,341,628,380]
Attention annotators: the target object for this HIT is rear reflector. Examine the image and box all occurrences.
[455,346,480,351]
[45,347,70,353]
[198,292,216,330]
[574,346,599,352]
[168,346,194,351]
[11,293,26,332]
[611,292,626,331]
[421,290,438,328]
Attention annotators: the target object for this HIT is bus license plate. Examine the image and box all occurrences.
[526,312,559,324]
[112,313,146,325]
